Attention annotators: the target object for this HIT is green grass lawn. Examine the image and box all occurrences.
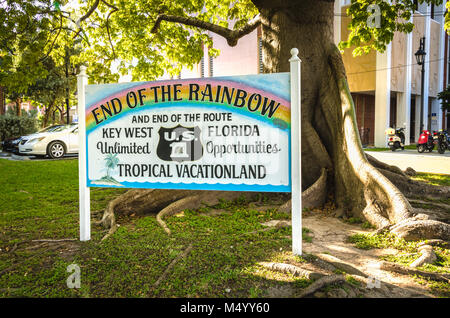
[411,173,450,187]
[0,158,308,298]
[1,159,448,298]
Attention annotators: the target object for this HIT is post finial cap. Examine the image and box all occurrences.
[289,48,301,62]
[79,65,87,76]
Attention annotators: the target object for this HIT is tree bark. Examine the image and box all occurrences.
[15,97,22,116]
[252,0,449,239]
[0,86,5,115]
[43,97,56,128]
[99,0,450,242]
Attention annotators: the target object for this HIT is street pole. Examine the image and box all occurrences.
[420,60,425,132]
[419,37,426,133]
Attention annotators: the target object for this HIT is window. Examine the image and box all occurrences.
[258,37,263,73]
[209,55,213,77]
[200,57,204,78]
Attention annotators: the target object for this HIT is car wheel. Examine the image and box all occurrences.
[48,141,66,159]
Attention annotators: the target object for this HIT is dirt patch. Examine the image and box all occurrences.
[301,214,435,297]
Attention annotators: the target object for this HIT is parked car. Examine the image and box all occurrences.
[2,136,22,153]
[18,124,66,145]
[19,124,78,158]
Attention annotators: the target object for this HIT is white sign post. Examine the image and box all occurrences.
[77,65,90,241]
[289,48,302,255]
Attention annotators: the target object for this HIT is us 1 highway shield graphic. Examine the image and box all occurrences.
[157,125,203,162]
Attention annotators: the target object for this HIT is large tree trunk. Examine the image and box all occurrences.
[15,97,22,116]
[253,0,449,238]
[99,0,450,241]
[42,97,56,128]
[0,86,5,115]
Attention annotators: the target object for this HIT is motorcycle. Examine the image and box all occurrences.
[385,127,405,151]
[417,130,436,153]
[437,129,450,154]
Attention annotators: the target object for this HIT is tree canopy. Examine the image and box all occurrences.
[1,0,448,89]
[74,0,448,81]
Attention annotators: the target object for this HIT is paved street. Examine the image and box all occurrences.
[365,149,450,175]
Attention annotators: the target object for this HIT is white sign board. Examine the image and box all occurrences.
[85,74,291,192]
[77,49,302,255]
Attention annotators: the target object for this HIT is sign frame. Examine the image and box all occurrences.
[77,48,302,255]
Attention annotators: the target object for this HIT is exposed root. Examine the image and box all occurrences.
[365,153,407,177]
[298,274,346,298]
[367,153,450,198]
[153,244,193,289]
[302,168,328,209]
[31,239,77,243]
[259,262,325,280]
[418,240,450,249]
[9,243,18,253]
[156,195,201,235]
[279,167,328,213]
[379,261,450,283]
[316,253,368,278]
[100,223,119,242]
[377,168,449,198]
[409,199,450,211]
[98,189,258,240]
[361,189,391,229]
[390,219,450,241]
[409,245,436,268]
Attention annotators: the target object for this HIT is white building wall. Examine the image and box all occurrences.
[374,45,391,147]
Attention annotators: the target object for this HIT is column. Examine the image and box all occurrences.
[422,6,431,130]
[374,44,391,147]
[415,95,422,139]
[437,1,447,130]
[333,0,341,46]
[396,30,413,145]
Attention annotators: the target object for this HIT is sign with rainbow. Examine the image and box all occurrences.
[85,73,291,192]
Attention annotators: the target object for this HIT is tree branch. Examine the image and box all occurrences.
[38,13,64,63]
[101,0,119,59]
[151,14,261,47]
[77,0,100,25]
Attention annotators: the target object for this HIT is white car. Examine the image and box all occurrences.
[19,124,79,159]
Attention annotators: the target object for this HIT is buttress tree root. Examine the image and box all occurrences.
[95,3,450,243]
[96,185,322,240]
[325,45,450,242]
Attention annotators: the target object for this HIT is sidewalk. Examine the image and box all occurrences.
[365,149,450,175]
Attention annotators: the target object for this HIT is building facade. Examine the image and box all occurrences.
[174,0,449,147]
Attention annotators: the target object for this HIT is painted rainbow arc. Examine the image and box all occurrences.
[85,75,291,133]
